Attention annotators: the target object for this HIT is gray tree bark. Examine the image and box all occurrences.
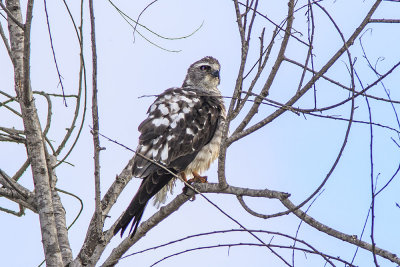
[6,0,65,265]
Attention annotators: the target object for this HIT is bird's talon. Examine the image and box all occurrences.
[188,172,208,184]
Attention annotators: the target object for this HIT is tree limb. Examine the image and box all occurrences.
[89,0,104,241]
[281,197,400,265]
[100,191,194,267]
[228,0,383,144]
[6,0,64,265]
[0,1,24,29]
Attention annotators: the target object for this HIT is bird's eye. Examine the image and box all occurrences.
[200,65,211,71]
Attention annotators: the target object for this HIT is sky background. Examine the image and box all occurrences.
[1,0,400,266]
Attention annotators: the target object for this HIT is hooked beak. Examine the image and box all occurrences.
[211,70,220,79]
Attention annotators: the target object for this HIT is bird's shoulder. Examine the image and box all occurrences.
[139,87,222,130]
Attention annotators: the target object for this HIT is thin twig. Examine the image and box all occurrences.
[369,18,400,23]
[99,132,291,266]
[231,0,295,137]
[0,21,12,59]
[228,0,386,144]
[236,0,310,47]
[54,0,87,165]
[150,243,342,267]
[0,203,25,216]
[43,0,67,106]
[355,66,379,266]
[89,0,103,238]
[281,196,400,265]
[125,228,346,266]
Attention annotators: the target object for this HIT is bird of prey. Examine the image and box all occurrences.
[114,56,226,237]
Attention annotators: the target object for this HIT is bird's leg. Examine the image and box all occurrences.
[187,171,208,184]
[181,171,196,201]
[183,171,207,201]
[180,172,187,183]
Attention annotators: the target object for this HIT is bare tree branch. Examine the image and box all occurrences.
[281,197,400,265]
[43,0,67,105]
[2,1,399,266]
[228,0,383,144]
[0,185,36,212]
[47,155,73,265]
[369,18,400,23]
[6,0,64,265]
[74,157,135,266]
[0,21,12,59]
[89,0,104,243]
[230,0,295,138]
[0,203,25,216]
[0,1,24,29]
[101,190,194,266]
[0,169,32,198]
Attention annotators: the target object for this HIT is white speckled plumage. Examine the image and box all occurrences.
[114,56,226,237]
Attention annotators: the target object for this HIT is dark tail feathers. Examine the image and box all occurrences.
[113,171,174,237]
[113,196,146,237]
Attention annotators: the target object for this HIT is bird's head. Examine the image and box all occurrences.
[182,56,221,92]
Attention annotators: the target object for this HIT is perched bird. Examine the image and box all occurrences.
[114,56,226,237]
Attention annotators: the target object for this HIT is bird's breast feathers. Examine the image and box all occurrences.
[183,120,224,176]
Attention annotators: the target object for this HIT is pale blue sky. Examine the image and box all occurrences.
[1,0,399,266]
